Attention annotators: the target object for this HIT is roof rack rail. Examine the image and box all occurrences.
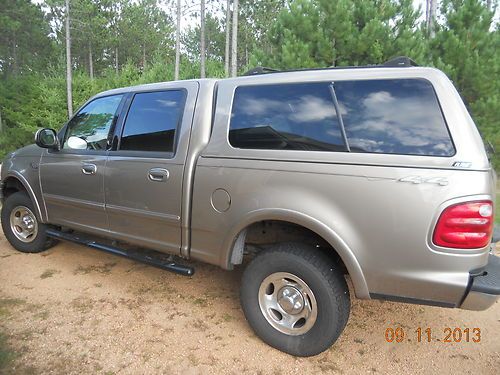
[242,56,418,76]
[382,56,418,67]
[243,66,281,76]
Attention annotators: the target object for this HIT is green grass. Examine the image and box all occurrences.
[0,332,15,372]
[40,269,60,279]
[0,298,25,318]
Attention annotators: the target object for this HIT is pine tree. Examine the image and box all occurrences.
[430,0,499,165]
[257,0,427,69]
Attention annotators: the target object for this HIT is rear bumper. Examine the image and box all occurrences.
[460,253,500,311]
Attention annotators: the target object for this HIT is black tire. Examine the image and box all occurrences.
[1,192,56,253]
[240,242,350,357]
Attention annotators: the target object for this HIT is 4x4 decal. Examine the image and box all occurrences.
[398,176,449,186]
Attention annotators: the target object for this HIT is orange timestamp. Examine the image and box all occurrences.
[385,327,481,343]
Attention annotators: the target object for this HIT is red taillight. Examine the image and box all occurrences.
[433,200,494,249]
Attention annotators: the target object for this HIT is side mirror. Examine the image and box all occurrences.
[66,136,87,150]
[35,128,60,150]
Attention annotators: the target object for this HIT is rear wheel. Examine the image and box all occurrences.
[1,192,56,253]
[240,243,350,357]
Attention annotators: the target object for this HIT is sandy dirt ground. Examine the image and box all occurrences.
[0,233,499,375]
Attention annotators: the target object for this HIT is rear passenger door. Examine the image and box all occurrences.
[105,83,198,254]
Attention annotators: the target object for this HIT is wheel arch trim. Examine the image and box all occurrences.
[222,208,369,299]
[2,172,45,222]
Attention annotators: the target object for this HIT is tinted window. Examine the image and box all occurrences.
[64,95,123,150]
[335,79,454,156]
[120,90,185,153]
[229,83,346,151]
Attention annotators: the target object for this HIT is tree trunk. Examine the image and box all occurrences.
[65,0,73,118]
[200,0,206,78]
[89,42,94,80]
[224,0,231,77]
[175,0,181,80]
[115,47,119,73]
[230,0,239,77]
[486,0,492,10]
[426,0,437,38]
[142,45,146,69]
[245,42,248,66]
[425,0,429,29]
[12,37,18,75]
[332,38,336,66]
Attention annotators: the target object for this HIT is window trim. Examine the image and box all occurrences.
[227,81,348,153]
[227,78,456,158]
[332,78,456,158]
[116,88,188,157]
[57,93,126,154]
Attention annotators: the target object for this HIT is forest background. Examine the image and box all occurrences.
[0,0,498,168]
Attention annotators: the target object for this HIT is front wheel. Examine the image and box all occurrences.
[240,243,350,357]
[1,192,56,253]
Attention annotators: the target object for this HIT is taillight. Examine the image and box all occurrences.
[433,200,494,249]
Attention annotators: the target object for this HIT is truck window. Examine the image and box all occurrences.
[64,94,123,150]
[334,79,455,156]
[228,83,347,152]
[120,90,186,153]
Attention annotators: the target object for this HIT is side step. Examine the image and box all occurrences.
[46,228,195,276]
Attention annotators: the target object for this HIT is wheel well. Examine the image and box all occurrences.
[2,177,26,199]
[234,220,348,274]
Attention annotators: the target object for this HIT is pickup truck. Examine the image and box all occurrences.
[1,58,499,357]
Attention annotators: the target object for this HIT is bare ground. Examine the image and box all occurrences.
[0,233,499,375]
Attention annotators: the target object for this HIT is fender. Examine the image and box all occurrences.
[3,171,46,223]
[221,208,370,299]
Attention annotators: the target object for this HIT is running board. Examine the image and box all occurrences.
[46,228,195,276]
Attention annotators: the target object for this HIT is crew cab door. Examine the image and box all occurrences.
[40,94,125,234]
[105,82,198,254]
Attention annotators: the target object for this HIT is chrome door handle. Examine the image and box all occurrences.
[148,168,169,182]
[82,164,97,175]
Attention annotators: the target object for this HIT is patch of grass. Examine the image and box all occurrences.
[318,363,342,373]
[0,298,25,317]
[222,313,233,322]
[70,297,94,314]
[18,330,34,341]
[40,269,60,279]
[73,262,117,275]
[187,353,199,366]
[192,297,208,307]
[192,319,209,332]
[34,310,50,320]
[0,332,16,371]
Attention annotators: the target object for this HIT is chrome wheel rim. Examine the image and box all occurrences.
[258,272,317,336]
[10,206,38,243]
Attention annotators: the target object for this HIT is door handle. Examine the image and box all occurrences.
[148,168,169,182]
[82,163,97,175]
